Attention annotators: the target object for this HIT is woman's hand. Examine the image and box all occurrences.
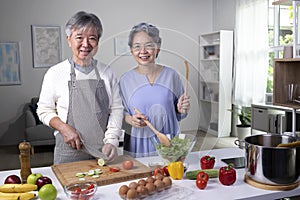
[131,112,147,128]
[102,143,117,162]
[177,94,190,114]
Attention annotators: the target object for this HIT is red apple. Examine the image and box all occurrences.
[36,176,52,190]
[4,175,21,184]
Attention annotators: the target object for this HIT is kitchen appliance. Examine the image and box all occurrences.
[244,134,299,190]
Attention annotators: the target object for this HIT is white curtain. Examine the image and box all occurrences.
[233,0,269,107]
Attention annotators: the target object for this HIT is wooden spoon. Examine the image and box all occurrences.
[181,60,189,114]
[134,108,171,147]
[184,60,189,96]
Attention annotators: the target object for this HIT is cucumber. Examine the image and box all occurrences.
[185,169,219,179]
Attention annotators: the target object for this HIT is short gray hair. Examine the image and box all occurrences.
[128,22,162,47]
[65,11,103,40]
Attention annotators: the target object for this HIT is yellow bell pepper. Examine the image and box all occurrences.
[168,161,184,180]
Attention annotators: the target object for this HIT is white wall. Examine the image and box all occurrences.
[0,0,236,145]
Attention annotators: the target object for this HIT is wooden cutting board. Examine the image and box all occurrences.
[51,155,152,187]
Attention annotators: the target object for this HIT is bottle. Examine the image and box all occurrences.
[19,141,32,183]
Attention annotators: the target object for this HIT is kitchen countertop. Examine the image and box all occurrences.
[0,147,299,200]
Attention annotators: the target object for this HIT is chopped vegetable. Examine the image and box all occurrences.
[98,158,106,167]
[75,168,103,180]
[155,136,191,162]
[109,167,120,172]
[168,161,184,180]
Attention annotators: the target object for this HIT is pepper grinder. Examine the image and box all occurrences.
[19,141,32,183]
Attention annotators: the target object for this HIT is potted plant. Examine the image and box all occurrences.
[229,106,251,148]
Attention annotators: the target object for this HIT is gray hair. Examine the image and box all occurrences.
[65,11,103,40]
[128,22,162,47]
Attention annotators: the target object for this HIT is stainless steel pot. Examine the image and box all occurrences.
[244,134,300,185]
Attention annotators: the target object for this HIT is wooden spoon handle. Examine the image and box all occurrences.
[184,60,189,96]
[133,108,159,134]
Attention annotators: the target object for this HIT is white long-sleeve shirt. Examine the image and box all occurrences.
[37,59,124,147]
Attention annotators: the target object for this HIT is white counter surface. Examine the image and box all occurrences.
[0,147,299,200]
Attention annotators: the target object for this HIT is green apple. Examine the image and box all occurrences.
[27,173,42,184]
[38,184,57,200]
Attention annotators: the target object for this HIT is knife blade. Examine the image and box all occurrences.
[76,130,109,161]
[82,142,109,161]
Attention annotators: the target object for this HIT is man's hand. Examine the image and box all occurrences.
[102,143,117,162]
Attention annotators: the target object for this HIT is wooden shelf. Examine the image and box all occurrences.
[273,58,300,109]
[272,0,293,6]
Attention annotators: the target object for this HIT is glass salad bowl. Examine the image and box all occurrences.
[64,181,97,200]
[151,133,197,164]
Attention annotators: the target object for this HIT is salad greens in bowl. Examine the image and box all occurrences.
[151,133,196,163]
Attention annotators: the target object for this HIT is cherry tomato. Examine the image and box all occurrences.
[153,167,164,176]
[72,187,81,194]
[87,183,95,191]
[196,179,207,190]
[109,166,120,172]
[163,166,169,176]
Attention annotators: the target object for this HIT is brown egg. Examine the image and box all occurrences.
[155,173,164,181]
[145,182,156,195]
[154,179,165,192]
[136,185,148,198]
[126,188,138,200]
[162,176,172,189]
[118,185,129,199]
[146,176,155,183]
[129,181,138,189]
[138,179,147,186]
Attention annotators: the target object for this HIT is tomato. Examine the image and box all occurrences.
[195,171,209,190]
[196,179,207,190]
[196,172,209,182]
[87,183,95,191]
[163,166,169,176]
[109,167,120,172]
[72,187,81,194]
[122,160,134,170]
[153,167,164,176]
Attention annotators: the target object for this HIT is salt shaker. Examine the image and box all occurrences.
[19,141,32,183]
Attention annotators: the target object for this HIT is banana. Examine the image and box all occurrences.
[0,184,37,193]
[0,192,35,200]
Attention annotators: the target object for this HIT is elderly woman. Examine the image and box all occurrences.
[119,22,190,158]
[37,11,123,164]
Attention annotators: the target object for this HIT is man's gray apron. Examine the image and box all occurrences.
[54,60,110,164]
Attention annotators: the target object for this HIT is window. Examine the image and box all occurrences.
[268,0,297,93]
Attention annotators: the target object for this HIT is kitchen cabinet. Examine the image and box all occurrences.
[198,30,233,137]
[251,103,288,135]
[273,58,300,108]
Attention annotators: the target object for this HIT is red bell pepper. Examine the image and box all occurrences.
[219,164,236,186]
[200,155,215,169]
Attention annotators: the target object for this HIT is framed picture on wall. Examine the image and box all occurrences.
[114,37,131,56]
[31,25,62,68]
[0,42,21,85]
